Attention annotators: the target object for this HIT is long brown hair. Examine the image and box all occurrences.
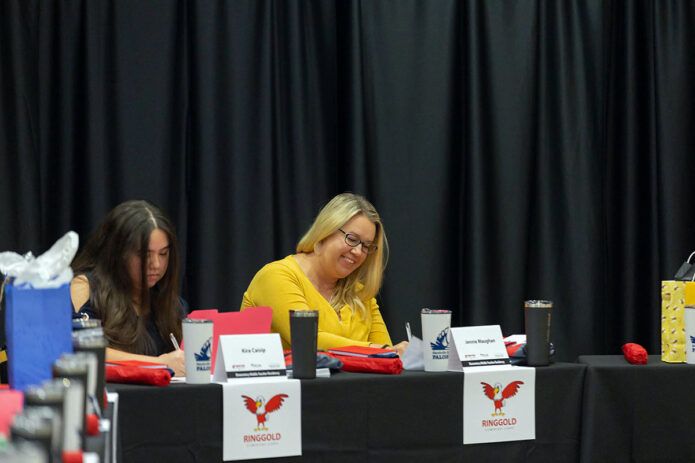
[72,200,183,355]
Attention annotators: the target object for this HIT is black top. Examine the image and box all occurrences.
[73,273,188,356]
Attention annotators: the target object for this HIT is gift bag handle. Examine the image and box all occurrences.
[686,252,695,281]
[674,251,695,281]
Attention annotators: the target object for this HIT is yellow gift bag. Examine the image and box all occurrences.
[661,280,695,362]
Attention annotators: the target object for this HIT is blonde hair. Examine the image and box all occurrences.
[297,193,388,319]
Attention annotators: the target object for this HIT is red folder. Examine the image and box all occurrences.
[187,306,273,371]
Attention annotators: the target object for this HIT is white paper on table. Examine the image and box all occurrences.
[401,335,424,370]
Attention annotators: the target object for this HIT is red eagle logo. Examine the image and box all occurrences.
[242,394,288,431]
[481,381,524,416]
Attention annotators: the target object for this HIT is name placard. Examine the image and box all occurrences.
[448,325,510,370]
[462,365,535,444]
[213,333,287,381]
[222,377,301,460]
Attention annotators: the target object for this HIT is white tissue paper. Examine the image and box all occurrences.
[0,231,79,288]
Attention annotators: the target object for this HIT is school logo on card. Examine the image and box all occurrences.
[242,394,288,433]
[480,381,524,425]
[691,336,695,352]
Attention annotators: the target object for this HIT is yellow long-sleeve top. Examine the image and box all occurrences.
[241,255,392,351]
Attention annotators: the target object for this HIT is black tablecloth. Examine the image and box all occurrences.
[578,355,695,463]
[108,362,584,463]
[109,382,223,462]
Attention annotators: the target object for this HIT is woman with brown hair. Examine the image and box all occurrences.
[70,200,186,376]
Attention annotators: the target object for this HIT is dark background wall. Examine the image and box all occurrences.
[2,0,695,362]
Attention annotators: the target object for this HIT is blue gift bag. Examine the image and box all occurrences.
[5,283,73,390]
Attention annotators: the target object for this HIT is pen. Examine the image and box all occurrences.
[405,322,412,342]
[169,332,180,351]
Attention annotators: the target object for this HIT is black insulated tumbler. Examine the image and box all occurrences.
[524,300,552,366]
[289,310,319,379]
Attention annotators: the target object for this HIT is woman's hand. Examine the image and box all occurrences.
[392,341,409,357]
[370,341,409,357]
[159,349,186,377]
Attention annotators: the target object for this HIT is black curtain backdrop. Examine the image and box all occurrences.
[2,0,695,362]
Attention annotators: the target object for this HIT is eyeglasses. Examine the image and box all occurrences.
[338,228,378,255]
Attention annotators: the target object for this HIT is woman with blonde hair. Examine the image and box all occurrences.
[242,193,408,356]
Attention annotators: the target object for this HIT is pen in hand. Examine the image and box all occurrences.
[169,332,181,351]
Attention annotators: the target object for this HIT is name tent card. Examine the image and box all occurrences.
[214,333,286,380]
[188,306,273,372]
[221,377,302,461]
[462,365,535,444]
[448,325,510,370]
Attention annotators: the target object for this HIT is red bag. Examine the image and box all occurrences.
[105,365,172,386]
[332,355,403,374]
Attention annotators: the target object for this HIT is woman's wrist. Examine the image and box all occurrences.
[369,343,391,349]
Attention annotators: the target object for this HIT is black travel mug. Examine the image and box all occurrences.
[289,310,319,379]
[524,300,552,366]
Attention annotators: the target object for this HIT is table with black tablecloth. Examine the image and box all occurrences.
[108,381,223,462]
[108,362,585,462]
[578,355,695,463]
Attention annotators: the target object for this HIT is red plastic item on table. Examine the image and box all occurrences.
[621,343,648,365]
[105,365,172,386]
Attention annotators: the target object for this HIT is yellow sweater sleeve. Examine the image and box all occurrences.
[363,297,392,346]
[241,259,309,350]
[241,256,393,350]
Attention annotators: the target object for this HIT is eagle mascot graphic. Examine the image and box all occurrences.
[242,394,288,431]
[481,381,524,416]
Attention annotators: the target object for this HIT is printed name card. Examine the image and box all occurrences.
[222,377,302,460]
[448,325,510,370]
[462,364,535,444]
[214,333,287,381]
